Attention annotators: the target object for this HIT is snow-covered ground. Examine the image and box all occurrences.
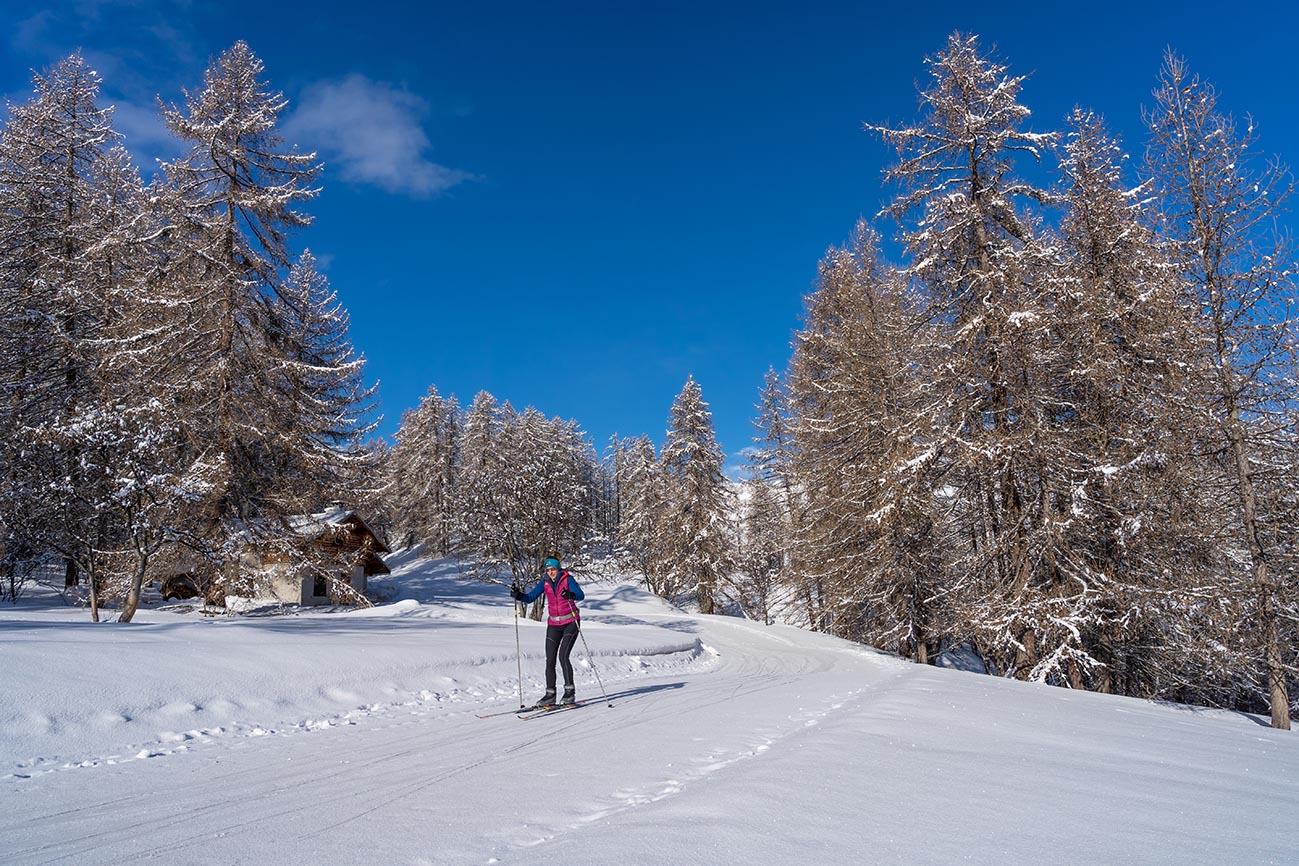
[2,554,1296,865]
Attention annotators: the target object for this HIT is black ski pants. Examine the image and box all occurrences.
[545,621,580,690]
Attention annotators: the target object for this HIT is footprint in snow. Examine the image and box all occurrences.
[94,710,131,726]
[160,701,201,716]
[158,730,195,744]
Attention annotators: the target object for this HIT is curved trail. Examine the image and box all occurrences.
[5,594,1297,866]
[0,610,900,866]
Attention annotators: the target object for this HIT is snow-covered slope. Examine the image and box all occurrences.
[2,557,1295,865]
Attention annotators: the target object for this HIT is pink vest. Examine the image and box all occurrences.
[543,572,578,626]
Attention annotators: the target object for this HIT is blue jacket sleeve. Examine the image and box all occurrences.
[519,580,543,604]
[565,576,585,601]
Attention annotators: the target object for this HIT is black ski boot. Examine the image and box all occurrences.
[560,686,576,705]
[533,689,556,709]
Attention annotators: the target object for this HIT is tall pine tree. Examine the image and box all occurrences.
[155,41,321,600]
[660,377,731,615]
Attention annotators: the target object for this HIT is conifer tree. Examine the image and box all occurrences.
[389,385,459,552]
[155,41,321,599]
[1045,109,1205,692]
[615,435,670,595]
[732,470,785,625]
[454,390,506,568]
[869,33,1062,676]
[269,250,377,509]
[1145,52,1297,728]
[496,408,594,581]
[660,377,731,615]
[0,53,128,593]
[787,224,941,652]
[747,369,804,616]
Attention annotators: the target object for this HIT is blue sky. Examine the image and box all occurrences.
[5,0,1298,473]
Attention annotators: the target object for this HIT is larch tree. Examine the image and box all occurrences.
[496,408,594,583]
[1144,51,1298,728]
[732,469,785,625]
[869,33,1066,677]
[0,53,129,599]
[444,392,598,600]
[786,223,940,653]
[270,249,378,509]
[1046,109,1206,693]
[155,40,321,601]
[615,434,670,596]
[388,385,459,552]
[660,376,732,615]
[748,368,805,621]
[453,390,508,574]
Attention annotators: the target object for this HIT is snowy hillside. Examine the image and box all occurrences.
[2,556,1296,865]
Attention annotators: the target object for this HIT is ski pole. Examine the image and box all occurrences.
[570,599,612,707]
[513,583,525,709]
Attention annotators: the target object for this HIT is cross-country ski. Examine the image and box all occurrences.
[517,700,598,720]
[473,705,529,719]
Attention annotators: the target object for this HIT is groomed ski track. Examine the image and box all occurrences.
[3,609,892,866]
[3,580,1296,866]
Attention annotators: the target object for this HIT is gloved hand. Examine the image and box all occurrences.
[510,586,524,601]
[560,589,577,600]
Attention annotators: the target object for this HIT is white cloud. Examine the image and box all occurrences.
[284,74,471,198]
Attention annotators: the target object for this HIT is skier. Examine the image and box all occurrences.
[511,556,585,708]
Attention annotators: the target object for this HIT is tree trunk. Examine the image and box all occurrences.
[1223,387,1290,729]
[88,567,100,623]
[1095,646,1113,694]
[698,566,713,616]
[1262,589,1291,730]
[118,559,149,623]
[1015,628,1037,679]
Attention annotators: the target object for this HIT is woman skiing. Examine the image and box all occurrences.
[511,556,585,707]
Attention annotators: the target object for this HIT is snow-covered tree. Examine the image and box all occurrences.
[1037,109,1206,692]
[743,369,804,616]
[660,377,732,615]
[0,53,133,592]
[870,33,1069,676]
[388,385,459,552]
[453,390,506,566]
[268,249,378,509]
[154,40,321,600]
[445,390,599,596]
[786,224,942,653]
[1145,51,1298,728]
[496,407,594,582]
[615,434,670,594]
[730,471,785,625]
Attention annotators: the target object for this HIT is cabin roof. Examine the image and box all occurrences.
[287,508,391,554]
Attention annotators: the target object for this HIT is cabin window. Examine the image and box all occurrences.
[312,574,328,597]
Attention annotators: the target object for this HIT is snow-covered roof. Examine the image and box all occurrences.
[286,507,389,553]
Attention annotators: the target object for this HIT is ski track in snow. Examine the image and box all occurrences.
[4,645,715,782]
[510,687,867,852]
[0,583,890,866]
[480,615,892,863]
[5,571,1296,866]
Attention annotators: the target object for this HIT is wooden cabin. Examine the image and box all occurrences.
[261,508,391,606]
